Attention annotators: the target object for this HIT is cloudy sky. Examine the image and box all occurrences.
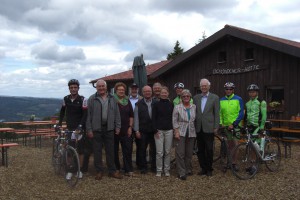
[0,0,299,99]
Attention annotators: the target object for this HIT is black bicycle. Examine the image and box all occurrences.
[52,125,82,187]
[230,126,281,180]
[213,127,241,172]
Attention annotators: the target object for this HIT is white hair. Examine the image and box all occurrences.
[96,79,107,87]
[181,89,192,97]
[153,82,162,88]
[200,78,211,86]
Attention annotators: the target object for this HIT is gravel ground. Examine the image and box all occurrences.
[0,139,299,200]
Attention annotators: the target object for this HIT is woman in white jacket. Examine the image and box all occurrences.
[172,89,196,180]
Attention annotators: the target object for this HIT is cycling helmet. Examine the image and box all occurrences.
[247,84,259,91]
[224,82,235,89]
[174,82,184,89]
[68,79,80,87]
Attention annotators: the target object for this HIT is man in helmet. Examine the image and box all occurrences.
[219,82,244,171]
[173,82,193,106]
[244,84,267,175]
[59,79,88,180]
[245,84,267,131]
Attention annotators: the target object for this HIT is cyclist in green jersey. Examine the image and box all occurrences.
[244,84,267,175]
[245,84,267,132]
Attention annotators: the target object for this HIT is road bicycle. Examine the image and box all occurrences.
[52,125,82,187]
[230,125,281,180]
[213,127,241,172]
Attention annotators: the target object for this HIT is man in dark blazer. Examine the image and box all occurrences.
[193,78,220,176]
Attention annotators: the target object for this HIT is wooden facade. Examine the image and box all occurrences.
[90,25,300,119]
[150,25,300,119]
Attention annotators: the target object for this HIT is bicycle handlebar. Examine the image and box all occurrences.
[53,125,83,141]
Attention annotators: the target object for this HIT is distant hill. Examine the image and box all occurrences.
[0,96,61,122]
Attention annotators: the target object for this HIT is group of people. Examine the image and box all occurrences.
[59,77,267,181]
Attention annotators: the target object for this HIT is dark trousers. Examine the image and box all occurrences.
[196,130,214,172]
[93,130,116,173]
[138,132,156,171]
[114,135,133,173]
[81,137,93,172]
[135,138,141,169]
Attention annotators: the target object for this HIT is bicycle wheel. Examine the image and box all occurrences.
[213,135,222,162]
[264,138,281,172]
[65,146,80,187]
[231,142,259,180]
[52,143,63,175]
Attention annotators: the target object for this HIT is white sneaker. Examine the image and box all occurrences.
[156,172,162,177]
[165,171,170,177]
[76,171,83,179]
[66,172,73,180]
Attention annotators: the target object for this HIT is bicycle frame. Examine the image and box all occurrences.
[242,127,277,162]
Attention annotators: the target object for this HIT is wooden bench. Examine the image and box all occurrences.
[270,127,300,158]
[14,129,31,146]
[0,143,19,167]
[30,129,55,148]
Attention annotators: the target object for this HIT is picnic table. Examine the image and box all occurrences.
[0,128,19,167]
[268,119,300,128]
[22,121,55,148]
[269,120,300,158]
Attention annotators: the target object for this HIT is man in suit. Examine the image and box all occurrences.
[194,78,220,176]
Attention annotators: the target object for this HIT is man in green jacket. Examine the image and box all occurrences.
[244,84,267,175]
[245,84,267,131]
[220,82,244,171]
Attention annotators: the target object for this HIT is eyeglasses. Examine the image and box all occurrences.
[182,95,190,98]
[225,88,233,91]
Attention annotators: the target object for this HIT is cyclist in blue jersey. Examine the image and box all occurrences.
[219,82,244,171]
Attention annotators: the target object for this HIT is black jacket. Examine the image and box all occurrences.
[59,95,87,130]
[136,99,155,133]
[152,99,174,131]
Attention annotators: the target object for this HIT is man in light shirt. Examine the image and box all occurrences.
[193,78,220,177]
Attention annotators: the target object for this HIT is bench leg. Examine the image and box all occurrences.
[283,142,291,158]
[1,147,5,166]
[5,148,8,167]
[1,147,8,167]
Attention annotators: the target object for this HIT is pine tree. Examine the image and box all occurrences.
[195,31,207,45]
[167,40,184,60]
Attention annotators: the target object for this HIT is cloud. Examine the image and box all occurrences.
[0,0,299,98]
[31,40,86,62]
[147,0,238,13]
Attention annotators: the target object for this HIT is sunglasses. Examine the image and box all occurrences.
[225,88,233,91]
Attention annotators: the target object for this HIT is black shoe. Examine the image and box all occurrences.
[206,171,212,177]
[80,168,88,173]
[151,168,156,173]
[178,175,187,180]
[232,164,239,172]
[246,166,257,175]
[186,172,193,176]
[197,170,207,176]
[141,169,147,174]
